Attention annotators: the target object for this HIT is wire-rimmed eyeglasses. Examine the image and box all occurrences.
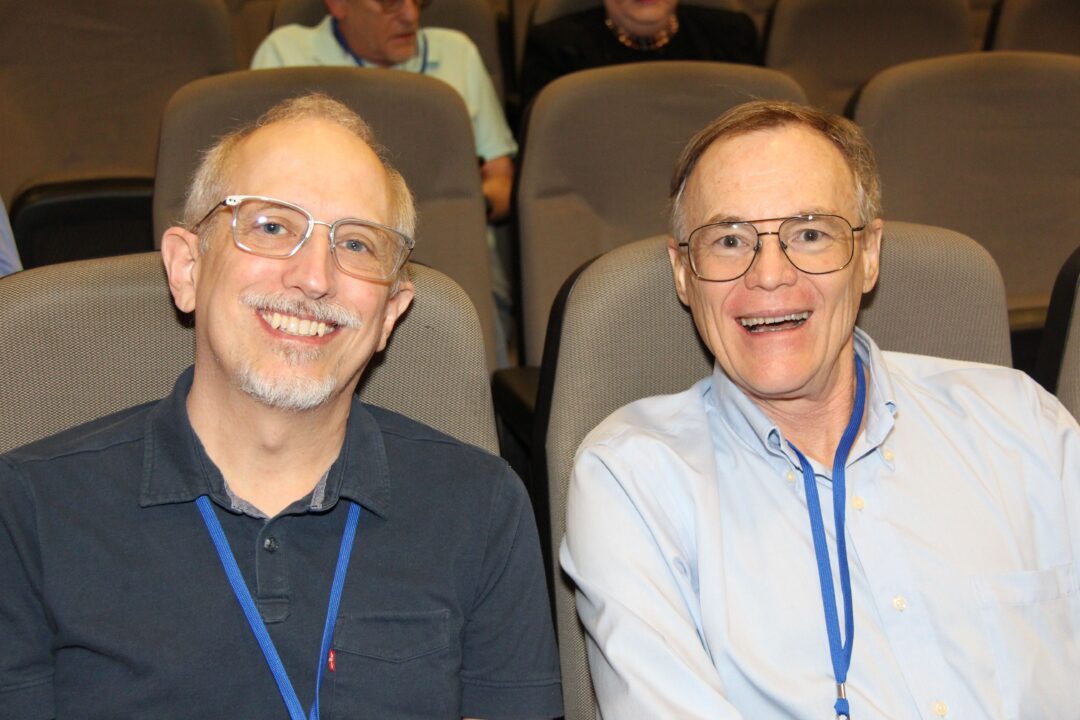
[678,214,864,282]
[195,195,414,284]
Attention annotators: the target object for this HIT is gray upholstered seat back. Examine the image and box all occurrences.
[152,68,496,368]
[0,253,497,455]
[854,51,1080,330]
[990,0,1080,54]
[517,61,806,364]
[543,221,1010,719]
[765,0,971,113]
[0,0,235,204]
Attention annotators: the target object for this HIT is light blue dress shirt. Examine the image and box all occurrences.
[0,197,22,277]
[562,329,1080,719]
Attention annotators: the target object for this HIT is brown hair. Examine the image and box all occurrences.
[669,100,882,239]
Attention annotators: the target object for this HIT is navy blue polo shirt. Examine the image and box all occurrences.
[0,368,562,719]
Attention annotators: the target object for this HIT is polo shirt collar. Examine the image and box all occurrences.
[139,367,391,519]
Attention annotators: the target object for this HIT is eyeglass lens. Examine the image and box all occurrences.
[688,215,855,281]
[232,198,407,281]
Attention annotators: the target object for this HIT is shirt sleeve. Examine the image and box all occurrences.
[0,457,56,719]
[452,35,517,162]
[561,444,745,719]
[0,196,22,277]
[459,463,562,719]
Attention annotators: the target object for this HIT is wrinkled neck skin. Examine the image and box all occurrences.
[185,369,352,518]
[750,359,868,467]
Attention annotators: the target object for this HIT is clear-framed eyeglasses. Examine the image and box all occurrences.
[195,195,414,284]
[678,214,865,282]
[374,0,432,13]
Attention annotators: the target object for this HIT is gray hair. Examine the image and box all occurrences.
[669,100,882,240]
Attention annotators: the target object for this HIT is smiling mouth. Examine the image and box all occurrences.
[260,311,337,338]
[738,311,811,333]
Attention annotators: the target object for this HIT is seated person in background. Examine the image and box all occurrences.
[0,93,562,719]
[0,196,22,276]
[562,100,1080,719]
[520,0,759,109]
[253,0,519,364]
[252,0,515,225]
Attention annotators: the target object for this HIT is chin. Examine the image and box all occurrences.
[236,365,337,412]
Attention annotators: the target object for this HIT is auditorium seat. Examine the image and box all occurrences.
[764,0,971,113]
[988,0,1080,54]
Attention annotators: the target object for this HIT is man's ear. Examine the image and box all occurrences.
[860,218,884,294]
[376,279,415,352]
[161,227,201,314]
[667,235,692,306]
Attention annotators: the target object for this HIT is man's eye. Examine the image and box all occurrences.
[710,233,747,250]
[340,237,373,255]
[253,219,292,237]
[796,228,830,243]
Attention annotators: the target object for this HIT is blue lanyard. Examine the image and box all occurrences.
[196,496,361,720]
[331,19,429,74]
[788,353,865,720]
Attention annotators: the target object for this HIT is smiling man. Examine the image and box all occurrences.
[561,101,1080,719]
[0,94,561,719]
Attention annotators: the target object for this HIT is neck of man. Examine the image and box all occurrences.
[185,372,352,518]
[752,361,867,467]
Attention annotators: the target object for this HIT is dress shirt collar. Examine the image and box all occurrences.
[707,327,898,471]
[138,366,391,518]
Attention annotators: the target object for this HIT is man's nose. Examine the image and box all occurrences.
[282,223,336,298]
[744,231,798,289]
[399,0,422,24]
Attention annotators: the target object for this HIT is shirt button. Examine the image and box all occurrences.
[883,448,895,461]
[786,470,796,482]
[892,595,908,611]
[932,700,948,716]
[852,496,865,510]
[263,536,279,553]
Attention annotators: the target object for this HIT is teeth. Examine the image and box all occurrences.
[739,311,811,328]
[261,311,336,338]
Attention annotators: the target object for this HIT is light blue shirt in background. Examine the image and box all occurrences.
[0,197,21,276]
[563,328,1080,719]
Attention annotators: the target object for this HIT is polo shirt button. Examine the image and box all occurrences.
[883,448,895,462]
[892,595,908,612]
[932,700,948,716]
[786,470,796,482]
[852,496,865,510]
[263,536,279,553]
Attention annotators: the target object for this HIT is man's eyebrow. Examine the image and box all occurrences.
[701,208,841,225]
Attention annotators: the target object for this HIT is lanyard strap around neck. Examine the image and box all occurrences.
[788,352,865,720]
[196,496,361,720]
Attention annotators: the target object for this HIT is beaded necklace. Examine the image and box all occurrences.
[604,14,680,51]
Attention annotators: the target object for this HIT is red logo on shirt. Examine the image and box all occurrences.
[328,649,336,672]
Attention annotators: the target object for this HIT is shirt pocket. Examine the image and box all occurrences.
[327,609,458,719]
[972,562,1080,720]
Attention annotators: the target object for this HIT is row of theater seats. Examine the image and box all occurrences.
[3,0,1078,227]
[5,53,1079,372]
[1,224,1078,720]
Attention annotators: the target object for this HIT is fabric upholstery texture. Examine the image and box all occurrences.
[991,0,1080,53]
[517,61,806,364]
[152,67,497,368]
[0,0,234,205]
[0,253,497,455]
[765,0,971,113]
[542,222,1010,719]
[855,51,1080,329]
